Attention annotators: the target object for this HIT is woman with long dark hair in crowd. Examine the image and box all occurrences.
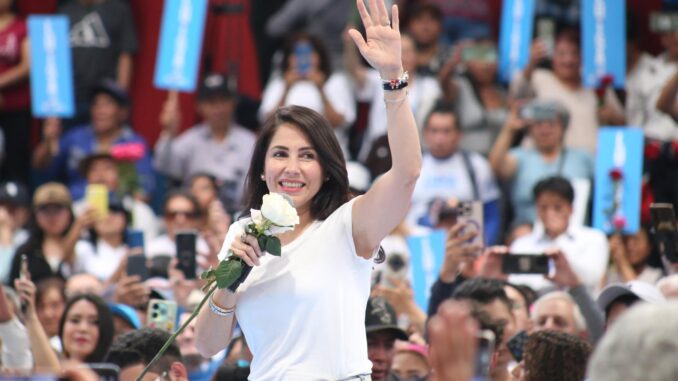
[194,0,421,378]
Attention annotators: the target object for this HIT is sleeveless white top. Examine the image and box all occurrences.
[218,198,374,380]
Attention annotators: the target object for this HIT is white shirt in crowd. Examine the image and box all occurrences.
[73,197,159,242]
[626,53,678,142]
[509,224,609,294]
[258,72,356,157]
[218,198,373,380]
[356,69,441,162]
[74,240,127,281]
[146,234,210,259]
[407,151,500,227]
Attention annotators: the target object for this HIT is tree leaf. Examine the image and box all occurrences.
[266,237,282,256]
[215,259,244,289]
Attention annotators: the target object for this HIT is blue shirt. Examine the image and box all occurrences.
[509,147,594,224]
[44,125,155,200]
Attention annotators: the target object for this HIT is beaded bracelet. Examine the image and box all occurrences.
[209,296,235,317]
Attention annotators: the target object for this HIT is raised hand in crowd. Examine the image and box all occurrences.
[61,206,98,265]
[607,234,637,283]
[168,258,198,309]
[372,277,427,335]
[428,300,477,381]
[489,106,527,180]
[112,272,150,309]
[477,246,508,280]
[546,248,581,288]
[438,39,473,102]
[159,91,181,138]
[524,39,550,81]
[440,222,482,282]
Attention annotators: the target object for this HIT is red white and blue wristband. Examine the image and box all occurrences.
[381,71,409,91]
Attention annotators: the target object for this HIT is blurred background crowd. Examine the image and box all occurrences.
[2,0,678,380]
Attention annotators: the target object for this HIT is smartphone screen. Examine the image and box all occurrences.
[474,329,496,379]
[85,184,108,220]
[176,231,197,279]
[650,203,678,263]
[126,229,144,256]
[536,18,555,57]
[502,254,551,274]
[294,41,313,77]
[126,255,149,281]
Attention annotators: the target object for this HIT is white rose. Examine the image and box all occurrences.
[250,209,265,226]
[260,193,300,227]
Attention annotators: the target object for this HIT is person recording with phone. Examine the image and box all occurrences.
[259,33,356,157]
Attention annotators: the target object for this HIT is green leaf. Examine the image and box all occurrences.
[266,237,282,256]
[257,235,268,253]
[214,259,244,289]
[200,268,215,281]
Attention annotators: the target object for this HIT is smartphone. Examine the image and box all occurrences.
[294,40,313,77]
[462,45,497,63]
[650,12,678,33]
[20,254,29,313]
[474,329,496,379]
[85,184,108,220]
[457,201,484,248]
[502,254,551,274]
[536,18,555,57]
[149,255,172,279]
[126,229,144,255]
[507,330,529,362]
[147,299,178,332]
[379,252,409,288]
[126,254,149,281]
[650,203,678,263]
[176,231,197,279]
[82,363,120,381]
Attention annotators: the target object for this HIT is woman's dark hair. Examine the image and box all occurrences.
[555,28,581,49]
[162,190,203,218]
[187,172,219,194]
[243,105,350,221]
[280,33,332,77]
[58,294,114,363]
[87,206,131,248]
[35,277,66,308]
[16,207,75,266]
[524,330,591,381]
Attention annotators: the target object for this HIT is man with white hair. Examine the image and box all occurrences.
[531,291,586,338]
[588,302,678,381]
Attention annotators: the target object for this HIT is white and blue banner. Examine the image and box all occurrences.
[28,16,74,117]
[498,0,536,83]
[592,128,644,234]
[154,0,208,91]
[407,230,446,312]
[581,0,626,88]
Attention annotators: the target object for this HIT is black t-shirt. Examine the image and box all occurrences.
[8,245,66,287]
[58,0,138,102]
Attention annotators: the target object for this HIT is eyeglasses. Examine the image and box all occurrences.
[165,210,200,220]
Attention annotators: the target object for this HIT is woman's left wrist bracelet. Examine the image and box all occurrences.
[209,295,235,317]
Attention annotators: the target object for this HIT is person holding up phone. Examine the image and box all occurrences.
[258,33,355,157]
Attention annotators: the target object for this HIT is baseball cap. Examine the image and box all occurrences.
[365,297,408,341]
[0,181,30,206]
[109,303,142,329]
[91,79,130,107]
[198,73,235,101]
[78,152,116,177]
[33,182,72,207]
[597,281,666,311]
[519,100,570,126]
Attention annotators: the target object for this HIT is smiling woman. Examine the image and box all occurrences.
[59,294,114,364]
[193,0,421,378]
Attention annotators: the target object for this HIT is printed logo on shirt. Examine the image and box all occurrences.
[69,12,110,48]
[0,34,18,62]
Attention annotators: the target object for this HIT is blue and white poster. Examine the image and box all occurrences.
[407,230,446,312]
[154,0,208,91]
[28,16,74,117]
[498,0,536,83]
[581,0,626,88]
[592,128,644,234]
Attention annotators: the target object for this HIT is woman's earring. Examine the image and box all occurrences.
[260,174,265,181]
[325,177,330,182]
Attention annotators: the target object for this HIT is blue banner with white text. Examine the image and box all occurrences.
[498,0,536,83]
[407,231,446,313]
[154,0,208,91]
[582,0,626,88]
[28,16,74,117]
[592,128,644,234]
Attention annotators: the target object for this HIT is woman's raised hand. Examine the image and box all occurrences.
[348,0,403,79]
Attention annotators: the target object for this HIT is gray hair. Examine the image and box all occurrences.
[588,302,678,381]
[532,291,586,333]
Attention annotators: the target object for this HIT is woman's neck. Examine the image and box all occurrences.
[99,233,123,248]
[632,263,646,275]
[279,208,313,246]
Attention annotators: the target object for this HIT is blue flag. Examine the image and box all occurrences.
[592,128,644,234]
[28,16,74,117]
[498,0,536,83]
[581,0,626,88]
[407,231,447,312]
[154,0,209,91]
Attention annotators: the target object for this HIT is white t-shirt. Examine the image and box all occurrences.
[218,198,373,380]
[74,240,126,281]
[407,152,500,227]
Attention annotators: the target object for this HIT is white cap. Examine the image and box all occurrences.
[346,161,371,193]
[597,280,666,311]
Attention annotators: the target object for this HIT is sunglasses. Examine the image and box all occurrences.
[165,210,200,220]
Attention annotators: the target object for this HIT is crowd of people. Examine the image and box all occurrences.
[2,0,678,380]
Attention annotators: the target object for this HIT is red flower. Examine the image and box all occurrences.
[644,142,661,160]
[609,167,623,181]
[612,214,626,230]
[110,142,145,161]
[599,74,615,88]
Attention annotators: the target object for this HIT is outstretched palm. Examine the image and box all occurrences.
[349,0,403,78]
